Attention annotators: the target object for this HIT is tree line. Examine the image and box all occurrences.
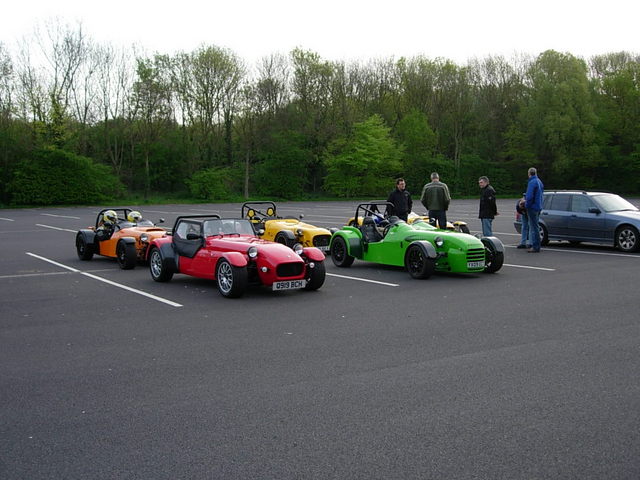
[1,20,639,206]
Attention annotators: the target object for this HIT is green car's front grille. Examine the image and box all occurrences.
[466,248,486,262]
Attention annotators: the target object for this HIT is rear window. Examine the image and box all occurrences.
[548,194,571,211]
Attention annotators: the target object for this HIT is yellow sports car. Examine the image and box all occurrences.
[346,203,470,234]
[242,202,333,253]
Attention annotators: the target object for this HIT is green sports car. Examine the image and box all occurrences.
[330,202,504,278]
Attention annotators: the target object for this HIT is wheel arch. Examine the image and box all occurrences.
[404,240,438,262]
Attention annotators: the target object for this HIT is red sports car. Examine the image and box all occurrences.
[147,215,326,298]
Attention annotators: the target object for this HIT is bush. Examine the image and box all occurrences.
[8,147,124,205]
[186,167,233,201]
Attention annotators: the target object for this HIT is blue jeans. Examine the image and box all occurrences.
[520,213,530,246]
[526,208,541,250]
[480,218,493,236]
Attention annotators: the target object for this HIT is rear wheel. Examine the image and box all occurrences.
[405,244,435,279]
[149,247,173,282]
[539,224,549,246]
[459,224,471,234]
[616,225,639,252]
[304,261,326,291]
[330,236,354,267]
[216,258,247,298]
[76,234,93,261]
[116,240,136,269]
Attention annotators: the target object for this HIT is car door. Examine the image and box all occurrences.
[172,220,204,274]
[541,193,571,238]
[566,194,606,241]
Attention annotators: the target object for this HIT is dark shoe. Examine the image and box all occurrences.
[527,248,540,253]
[516,244,527,249]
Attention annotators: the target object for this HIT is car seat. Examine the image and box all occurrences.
[361,216,382,243]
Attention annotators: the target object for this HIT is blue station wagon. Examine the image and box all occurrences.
[514,191,640,252]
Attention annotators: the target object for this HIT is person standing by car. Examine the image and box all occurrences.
[420,172,450,229]
[386,178,412,222]
[516,193,530,248]
[525,167,544,253]
[478,176,498,236]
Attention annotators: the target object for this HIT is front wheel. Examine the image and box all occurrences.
[304,261,326,291]
[330,236,354,267]
[405,244,436,279]
[616,225,639,252]
[482,239,504,273]
[76,234,94,261]
[116,240,137,269]
[275,231,294,248]
[216,259,247,298]
[149,247,173,282]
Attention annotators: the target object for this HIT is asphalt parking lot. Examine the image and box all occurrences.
[1,199,639,479]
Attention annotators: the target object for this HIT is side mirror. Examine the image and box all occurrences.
[299,214,304,219]
[588,207,601,214]
[158,218,165,224]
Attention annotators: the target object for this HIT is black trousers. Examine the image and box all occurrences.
[428,210,447,229]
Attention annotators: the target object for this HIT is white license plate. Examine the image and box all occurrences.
[318,245,330,252]
[273,279,306,290]
[467,261,485,269]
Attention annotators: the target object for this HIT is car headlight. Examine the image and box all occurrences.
[293,243,304,255]
[140,233,149,243]
[247,246,258,259]
[435,236,444,248]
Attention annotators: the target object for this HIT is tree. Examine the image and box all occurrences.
[323,114,403,197]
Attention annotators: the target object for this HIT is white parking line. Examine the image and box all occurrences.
[25,253,183,307]
[505,244,640,259]
[327,272,399,287]
[503,263,556,271]
[0,217,15,221]
[41,213,81,219]
[36,224,77,233]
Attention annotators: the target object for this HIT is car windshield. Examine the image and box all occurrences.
[204,219,255,236]
[592,194,639,212]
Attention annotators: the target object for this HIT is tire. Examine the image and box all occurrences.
[348,220,358,227]
[149,247,173,282]
[304,261,326,291]
[330,236,354,268]
[483,242,504,273]
[216,258,248,298]
[275,231,294,247]
[116,240,137,270]
[405,244,436,279]
[616,225,639,252]
[459,224,471,234]
[76,234,93,261]
[539,224,549,246]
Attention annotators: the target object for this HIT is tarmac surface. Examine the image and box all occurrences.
[1,199,639,479]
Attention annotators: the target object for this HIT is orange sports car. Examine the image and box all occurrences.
[75,208,167,269]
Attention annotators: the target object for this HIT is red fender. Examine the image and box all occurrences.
[222,251,248,267]
[302,247,325,262]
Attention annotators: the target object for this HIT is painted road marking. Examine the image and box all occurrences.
[36,224,77,233]
[25,253,183,307]
[327,272,399,287]
[41,213,81,219]
[0,269,113,279]
[503,264,556,271]
[0,217,15,221]
[505,244,640,259]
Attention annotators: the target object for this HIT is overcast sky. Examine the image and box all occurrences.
[2,0,638,65]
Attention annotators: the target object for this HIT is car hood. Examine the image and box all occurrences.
[207,235,304,261]
[609,210,640,223]
[266,219,330,233]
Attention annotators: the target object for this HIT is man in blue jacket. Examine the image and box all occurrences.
[525,167,544,252]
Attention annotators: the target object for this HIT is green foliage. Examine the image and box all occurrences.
[8,147,124,205]
[323,115,403,197]
[252,130,310,199]
[395,110,437,190]
[186,167,234,201]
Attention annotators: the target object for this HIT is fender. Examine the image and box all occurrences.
[149,241,179,273]
[331,231,363,258]
[275,229,296,243]
[406,240,438,260]
[77,229,97,246]
[118,236,136,245]
[480,236,504,253]
[301,247,325,262]
[221,251,248,268]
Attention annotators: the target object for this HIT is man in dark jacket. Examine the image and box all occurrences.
[525,167,544,253]
[386,178,412,221]
[478,176,498,236]
[420,172,450,228]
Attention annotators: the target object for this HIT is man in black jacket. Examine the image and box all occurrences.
[386,178,412,222]
[478,176,498,236]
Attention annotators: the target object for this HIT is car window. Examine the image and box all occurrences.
[543,195,552,209]
[548,194,571,211]
[571,195,595,213]
[175,221,201,239]
[592,194,639,212]
[203,219,255,236]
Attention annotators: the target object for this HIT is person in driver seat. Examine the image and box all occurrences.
[96,210,118,241]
